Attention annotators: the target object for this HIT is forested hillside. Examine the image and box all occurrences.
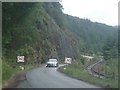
[2,2,79,62]
[64,15,118,54]
[2,2,118,83]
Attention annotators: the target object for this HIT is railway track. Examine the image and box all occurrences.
[87,59,105,79]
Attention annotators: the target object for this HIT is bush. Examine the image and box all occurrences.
[2,60,13,83]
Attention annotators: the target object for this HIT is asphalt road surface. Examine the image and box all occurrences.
[16,64,102,88]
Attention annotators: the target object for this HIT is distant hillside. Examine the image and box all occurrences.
[2,2,117,65]
[64,15,117,54]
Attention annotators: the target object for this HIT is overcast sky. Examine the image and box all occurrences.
[61,0,119,26]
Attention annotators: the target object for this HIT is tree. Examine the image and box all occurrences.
[103,34,118,60]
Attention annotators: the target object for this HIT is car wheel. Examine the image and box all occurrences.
[56,63,58,67]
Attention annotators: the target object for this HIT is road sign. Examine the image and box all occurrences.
[64,57,72,64]
[17,56,25,63]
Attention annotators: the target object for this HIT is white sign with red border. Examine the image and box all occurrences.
[64,57,72,64]
[17,56,25,63]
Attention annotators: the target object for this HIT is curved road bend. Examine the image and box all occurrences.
[16,64,103,88]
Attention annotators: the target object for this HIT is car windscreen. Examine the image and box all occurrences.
[49,59,57,62]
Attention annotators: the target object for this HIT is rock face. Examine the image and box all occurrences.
[57,32,80,59]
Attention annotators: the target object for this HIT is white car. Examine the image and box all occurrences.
[46,59,59,67]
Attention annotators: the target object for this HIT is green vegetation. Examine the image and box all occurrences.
[58,58,118,88]
[2,58,43,85]
[64,15,117,54]
[0,59,2,86]
[2,60,15,84]
[2,2,118,87]
[3,2,117,61]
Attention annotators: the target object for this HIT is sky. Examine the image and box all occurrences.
[61,0,119,26]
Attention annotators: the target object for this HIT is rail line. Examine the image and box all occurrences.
[87,59,105,79]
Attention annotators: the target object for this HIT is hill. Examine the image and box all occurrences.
[2,2,118,63]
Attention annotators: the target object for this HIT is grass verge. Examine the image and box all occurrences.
[2,60,43,87]
[58,62,118,88]
[0,59,2,89]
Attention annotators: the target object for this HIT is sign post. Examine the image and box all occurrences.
[17,56,25,70]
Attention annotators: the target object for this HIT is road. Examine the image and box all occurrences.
[16,64,102,88]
